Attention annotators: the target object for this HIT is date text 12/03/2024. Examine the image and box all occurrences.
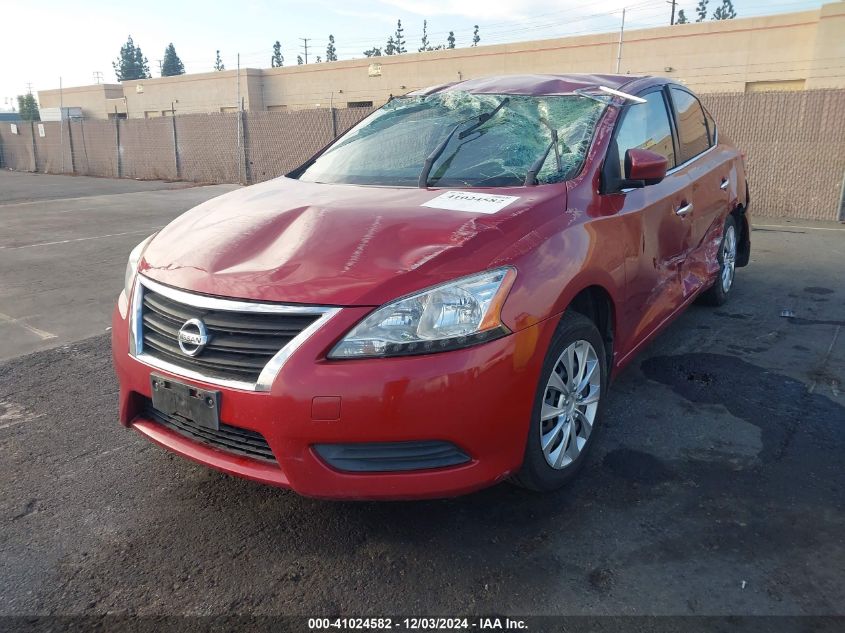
[307,617,528,630]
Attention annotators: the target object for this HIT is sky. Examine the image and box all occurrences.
[0,0,831,110]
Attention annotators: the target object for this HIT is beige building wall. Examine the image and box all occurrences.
[38,2,845,119]
[807,1,845,89]
[38,84,124,119]
[120,68,263,117]
[266,5,842,107]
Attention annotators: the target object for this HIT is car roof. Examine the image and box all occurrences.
[409,73,662,97]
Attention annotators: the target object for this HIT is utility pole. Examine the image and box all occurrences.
[299,38,311,64]
[615,8,626,73]
[93,71,103,84]
[157,59,163,75]
[667,0,677,25]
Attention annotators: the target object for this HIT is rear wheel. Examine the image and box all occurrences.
[698,214,737,306]
[512,311,607,491]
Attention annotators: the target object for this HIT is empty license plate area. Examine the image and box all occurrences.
[150,374,220,431]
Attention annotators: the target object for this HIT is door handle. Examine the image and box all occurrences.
[675,202,694,217]
[720,178,730,190]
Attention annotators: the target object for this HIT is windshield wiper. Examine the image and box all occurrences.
[418,98,510,188]
[524,129,562,186]
[457,97,510,140]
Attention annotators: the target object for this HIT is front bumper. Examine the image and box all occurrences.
[112,299,556,500]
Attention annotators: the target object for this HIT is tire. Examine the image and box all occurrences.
[697,214,738,307]
[512,311,608,492]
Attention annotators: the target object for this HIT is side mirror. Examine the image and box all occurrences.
[624,148,668,186]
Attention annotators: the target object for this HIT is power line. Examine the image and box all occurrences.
[65,0,832,78]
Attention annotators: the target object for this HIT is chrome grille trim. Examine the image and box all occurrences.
[129,275,340,392]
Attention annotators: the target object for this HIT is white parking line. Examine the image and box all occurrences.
[0,227,163,250]
[0,312,57,340]
[753,224,845,231]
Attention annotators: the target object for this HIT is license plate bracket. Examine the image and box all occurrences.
[150,374,220,431]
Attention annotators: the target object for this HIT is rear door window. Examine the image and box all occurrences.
[613,91,676,175]
[670,87,710,162]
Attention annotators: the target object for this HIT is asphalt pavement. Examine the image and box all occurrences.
[0,171,238,360]
[0,171,843,621]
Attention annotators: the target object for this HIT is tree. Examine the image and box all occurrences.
[385,36,396,55]
[161,43,185,77]
[326,35,337,61]
[363,47,382,57]
[712,0,737,20]
[447,31,456,49]
[297,55,304,65]
[695,0,709,22]
[113,35,151,81]
[419,20,430,52]
[214,50,225,71]
[271,41,284,67]
[17,94,40,121]
[394,20,406,53]
[676,9,689,24]
[472,25,480,46]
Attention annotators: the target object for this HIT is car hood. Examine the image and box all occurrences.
[140,177,565,306]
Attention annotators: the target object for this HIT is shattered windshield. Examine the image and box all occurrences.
[295,92,604,188]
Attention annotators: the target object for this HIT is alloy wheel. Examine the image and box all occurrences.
[540,339,601,470]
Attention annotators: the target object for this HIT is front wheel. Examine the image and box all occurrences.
[697,215,738,306]
[512,311,607,491]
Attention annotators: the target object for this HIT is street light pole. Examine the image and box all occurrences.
[616,8,626,73]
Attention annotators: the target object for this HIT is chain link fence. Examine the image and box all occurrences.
[702,89,845,222]
[0,106,374,186]
[1,91,844,221]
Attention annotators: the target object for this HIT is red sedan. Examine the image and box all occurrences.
[112,74,749,499]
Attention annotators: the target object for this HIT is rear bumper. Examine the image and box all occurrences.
[112,301,556,500]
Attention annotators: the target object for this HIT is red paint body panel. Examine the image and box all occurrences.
[408,73,647,97]
[626,148,669,182]
[139,179,569,310]
[113,304,558,499]
[112,74,749,499]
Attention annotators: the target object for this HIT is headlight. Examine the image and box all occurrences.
[329,267,517,359]
[124,234,155,297]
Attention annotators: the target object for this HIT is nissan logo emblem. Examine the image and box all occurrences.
[177,318,209,356]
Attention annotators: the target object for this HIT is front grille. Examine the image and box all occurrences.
[140,288,321,383]
[144,402,276,462]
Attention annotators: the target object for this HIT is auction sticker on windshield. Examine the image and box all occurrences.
[422,191,520,214]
